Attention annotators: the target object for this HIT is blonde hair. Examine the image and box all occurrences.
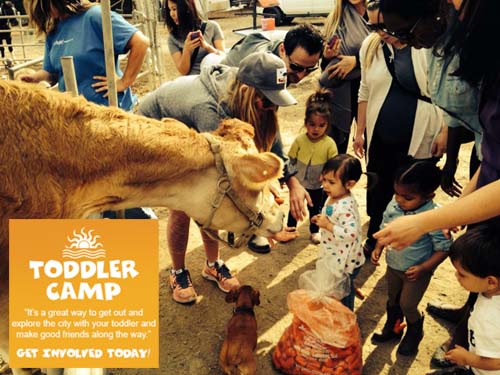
[323,0,343,40]
[363,33,383,70]
[225,80,278,152]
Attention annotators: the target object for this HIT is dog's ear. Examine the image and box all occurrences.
[225,286,239,303]
[252,289,260,306]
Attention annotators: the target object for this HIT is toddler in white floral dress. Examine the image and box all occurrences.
[311,154,367,310]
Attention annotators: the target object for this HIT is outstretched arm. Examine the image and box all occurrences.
[446,345,500,371]
[287,176,312,222]
[374,179,500,249]
[19,69,57,86]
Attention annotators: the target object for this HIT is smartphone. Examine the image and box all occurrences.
[190,31,200,40]
[328,35,339,49]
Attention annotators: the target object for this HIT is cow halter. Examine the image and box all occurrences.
[197,133,264,248]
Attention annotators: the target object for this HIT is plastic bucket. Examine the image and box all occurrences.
[261,17,276,31]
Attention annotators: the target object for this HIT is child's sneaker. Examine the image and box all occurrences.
[310,232,321,244]
[202,260,240,292]
[169,268,197,304]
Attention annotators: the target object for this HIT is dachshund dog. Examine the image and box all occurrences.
[220,285,260,375]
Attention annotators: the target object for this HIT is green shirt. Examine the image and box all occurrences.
[288,134,338,190]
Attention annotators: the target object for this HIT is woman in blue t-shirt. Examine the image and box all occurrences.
[20,0,149,111]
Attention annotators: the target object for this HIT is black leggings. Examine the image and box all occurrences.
[0,31,13,58]
[287,188,325,234]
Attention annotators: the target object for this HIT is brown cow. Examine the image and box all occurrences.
[0,80,284,374]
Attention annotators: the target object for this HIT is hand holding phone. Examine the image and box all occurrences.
[328,36,339,49]
[190,31,201,40]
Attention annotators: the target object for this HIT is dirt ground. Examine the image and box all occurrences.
[2,7,474,375]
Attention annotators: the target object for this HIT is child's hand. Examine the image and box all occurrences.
[443,226,460,240]
[311,214,330,230]
[405,265,424,281]
[371,247,382,265]
[445,345,471,367]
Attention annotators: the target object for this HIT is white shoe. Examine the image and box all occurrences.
[310,233,321,244]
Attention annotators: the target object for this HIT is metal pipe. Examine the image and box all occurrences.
[101,0,118,107]
[60,56,79,97]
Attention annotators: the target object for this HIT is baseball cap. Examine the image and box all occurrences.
[237,52,297,107]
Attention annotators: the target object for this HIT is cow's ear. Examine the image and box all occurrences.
[233,153,283,191]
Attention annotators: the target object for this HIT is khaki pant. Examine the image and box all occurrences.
[386,267,432,323]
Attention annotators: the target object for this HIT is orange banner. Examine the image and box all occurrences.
[9,219,159,368]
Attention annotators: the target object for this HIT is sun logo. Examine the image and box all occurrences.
[62,227,106,259]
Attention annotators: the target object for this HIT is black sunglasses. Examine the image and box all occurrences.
[288,59,319,73]
[374,8,423,42]
[366,22,389,33]
[386,18,422,41]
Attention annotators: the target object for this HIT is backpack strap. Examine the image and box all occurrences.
[190,22,207,69]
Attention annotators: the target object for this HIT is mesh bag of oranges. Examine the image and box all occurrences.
[272,289,362,375]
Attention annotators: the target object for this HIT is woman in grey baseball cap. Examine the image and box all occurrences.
[138,51,296,304]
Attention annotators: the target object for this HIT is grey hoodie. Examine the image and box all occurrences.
[138,64,295,181]
[138,65,236,132]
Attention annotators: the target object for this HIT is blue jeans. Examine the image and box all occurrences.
[341,267,361,311]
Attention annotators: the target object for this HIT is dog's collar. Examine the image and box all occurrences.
[233,306,255,315]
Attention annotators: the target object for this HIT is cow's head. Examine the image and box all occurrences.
[189,119,285,238]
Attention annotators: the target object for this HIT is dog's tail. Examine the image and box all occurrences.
[221,341,245,375]
[227,341,244,365]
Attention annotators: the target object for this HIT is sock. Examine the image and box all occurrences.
[207,259,223,267]
[172,268,185,275]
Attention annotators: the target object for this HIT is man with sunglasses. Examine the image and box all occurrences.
[220,23,323,85]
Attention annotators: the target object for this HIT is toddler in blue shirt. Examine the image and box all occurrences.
[371,161,452,356]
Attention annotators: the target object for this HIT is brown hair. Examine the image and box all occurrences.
[26,0,93,34]
[164,0,202,40]
[363,0,383,70]
[304,88,333,130]
[225,80,278,152]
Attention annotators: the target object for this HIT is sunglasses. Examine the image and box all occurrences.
[378,17,423,42]
[366,22,389,33]
[287,58,319,73]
